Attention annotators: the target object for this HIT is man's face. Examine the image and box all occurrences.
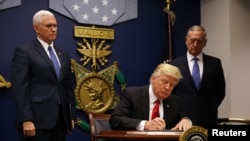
[34,15,57,44]
[89,89,100,101]
[151,74,178,100]
[185,30,207,56]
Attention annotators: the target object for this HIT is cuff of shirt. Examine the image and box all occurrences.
[136,120,147,131]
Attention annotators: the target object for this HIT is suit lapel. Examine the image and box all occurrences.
[182,56,197,87]
[200,54,208,87]
[33,40,59,79]
[162,98,171,121]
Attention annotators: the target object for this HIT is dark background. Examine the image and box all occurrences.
[0,0,200,140]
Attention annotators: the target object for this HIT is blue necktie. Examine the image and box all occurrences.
[192,57,200,89]
[48,46,60,78]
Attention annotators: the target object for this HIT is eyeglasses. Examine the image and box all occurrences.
[187,38,206,45]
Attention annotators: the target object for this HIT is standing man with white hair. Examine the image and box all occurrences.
[171,25,226,128]
[11,10,76,141]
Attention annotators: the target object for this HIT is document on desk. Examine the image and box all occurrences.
[126,130,183,135]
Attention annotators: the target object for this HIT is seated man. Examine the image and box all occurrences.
[109,63,192,131]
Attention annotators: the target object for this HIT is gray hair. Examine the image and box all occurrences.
[33,10,54,25]
[186,25,207,39]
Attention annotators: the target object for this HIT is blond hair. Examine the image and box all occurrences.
[150,63,182,83]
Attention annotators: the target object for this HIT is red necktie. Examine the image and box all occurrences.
[151,99,160,120]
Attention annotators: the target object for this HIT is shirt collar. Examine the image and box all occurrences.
[149,84,159,104]
[187,52,203,62]
[37,37,54,49]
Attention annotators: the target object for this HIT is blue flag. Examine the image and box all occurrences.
[0,0,21,10]
[49,0,138,27]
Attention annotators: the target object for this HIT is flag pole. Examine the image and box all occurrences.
[164,0,176,63]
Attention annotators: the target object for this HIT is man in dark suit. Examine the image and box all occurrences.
[171,25,226,128]
[11,10,76,141]
[109,63,192,131]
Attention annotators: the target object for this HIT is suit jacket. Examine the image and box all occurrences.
[171,53,226,128]
[109,85,187,130]
[11,39,76,130]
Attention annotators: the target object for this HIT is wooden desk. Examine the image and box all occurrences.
[96,130,183,141]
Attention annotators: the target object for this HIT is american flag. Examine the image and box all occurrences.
[49,0,138,26]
